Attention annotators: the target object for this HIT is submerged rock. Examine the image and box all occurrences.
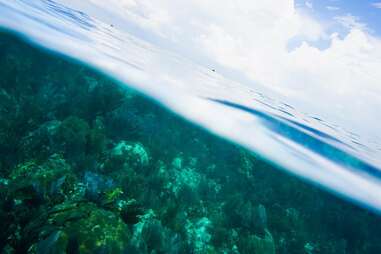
[304,242,315,254]
[239,230,275,254]
[130,209,180,253]
[20,120,61,161]
[101,141,150,173]
[113,141,149,166]
[9,154,77,205]
[55,116,90,161]
[223,197,268,235]
[82,171,114,203]
[33,230,68,254]
[172,156,183,170]
[185,217,214,253]
[30,202,131,254]
[119,199,145,225]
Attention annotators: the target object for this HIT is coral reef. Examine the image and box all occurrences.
[1,32,381,253]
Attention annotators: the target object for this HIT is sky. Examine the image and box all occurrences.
[64,0,381,145]
[296,0,381,36]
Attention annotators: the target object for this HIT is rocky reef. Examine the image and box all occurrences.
[1,32,381,253]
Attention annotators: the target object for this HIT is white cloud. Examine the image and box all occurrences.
[305,1,313,9]
[334,14,368,30]
[326,6,340,11]
[372,2,381,8]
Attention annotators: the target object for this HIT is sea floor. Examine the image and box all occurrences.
[1,32,381,254]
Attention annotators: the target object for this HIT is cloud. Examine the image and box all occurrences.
[305,1,313,9]
[326,6,340,11]
[372,2,381,8]
[334,14,368,30]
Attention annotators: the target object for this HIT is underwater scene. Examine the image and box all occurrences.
[1,31,381,254]
[2,0,381,253]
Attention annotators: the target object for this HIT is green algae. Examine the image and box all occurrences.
[29,202,131,254]
[9,154,76,206]
[1,31,381,254]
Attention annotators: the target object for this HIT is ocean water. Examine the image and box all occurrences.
[0,0,381,253]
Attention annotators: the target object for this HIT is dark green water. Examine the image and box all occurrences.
[1,32,381,254]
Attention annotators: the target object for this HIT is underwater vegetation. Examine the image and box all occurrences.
[1,31,381,254]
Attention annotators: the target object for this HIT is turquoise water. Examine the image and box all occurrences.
[1,0,381,253]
